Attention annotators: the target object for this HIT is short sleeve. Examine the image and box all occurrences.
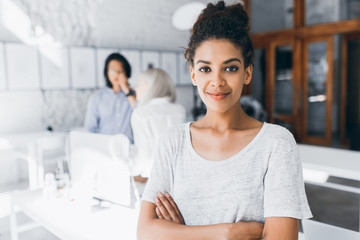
[141,134,174,204]
[84,94,99,132]
[264,147,313,219]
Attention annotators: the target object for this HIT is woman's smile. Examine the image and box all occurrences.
[207,91,230,100]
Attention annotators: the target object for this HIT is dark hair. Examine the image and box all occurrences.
[104,53,131,88]
[185,1,254,68]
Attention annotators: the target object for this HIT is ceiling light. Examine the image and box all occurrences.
[172,2,206,31]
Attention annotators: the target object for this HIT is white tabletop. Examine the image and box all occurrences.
[11,190,309,240]
[298,144,360,181]
[11,190,139,240]
[0,131,66,151]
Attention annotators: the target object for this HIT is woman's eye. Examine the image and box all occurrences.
[225,66,239,72]
[199,67,211,72]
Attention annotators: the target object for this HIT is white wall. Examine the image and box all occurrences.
[0,91,43,134]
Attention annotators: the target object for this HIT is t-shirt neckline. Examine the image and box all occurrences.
[185,121,268,165]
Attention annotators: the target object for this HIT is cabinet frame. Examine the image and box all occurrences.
[340,33,360,145]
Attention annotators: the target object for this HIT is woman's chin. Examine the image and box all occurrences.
[203,99,241,114]
[206,104,232,114]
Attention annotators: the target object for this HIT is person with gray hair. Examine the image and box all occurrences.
[131,68,186,194]
[135,68,177,106]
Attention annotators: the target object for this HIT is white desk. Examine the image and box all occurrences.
[10,190,306,240]
[0,131,67,153]
[10,190,139,240]
[299,144,360,231]
[0,131,66,189]
[299,144,360,181]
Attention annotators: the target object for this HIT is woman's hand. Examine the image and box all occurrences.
[154,192,185,225]
[134,175,148,183]
[118,73,130,93]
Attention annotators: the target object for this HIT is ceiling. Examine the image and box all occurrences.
[0,0,240,51]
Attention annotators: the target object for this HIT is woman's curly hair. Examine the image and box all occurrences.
[184,1,254,68]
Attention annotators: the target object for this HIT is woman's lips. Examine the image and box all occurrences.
[207,92,230,100]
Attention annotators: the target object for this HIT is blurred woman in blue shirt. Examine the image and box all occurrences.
[85,53,136,143]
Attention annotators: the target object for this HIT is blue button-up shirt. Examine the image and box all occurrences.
[85,87,133,143]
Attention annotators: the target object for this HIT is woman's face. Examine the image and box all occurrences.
[190,39,252,113]
[107,60,125,87]
[135,76,149,101]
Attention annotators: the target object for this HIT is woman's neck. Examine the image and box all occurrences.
[112,85,121,93]
[199,102,252,132]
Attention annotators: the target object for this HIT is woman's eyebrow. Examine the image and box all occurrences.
[196,60,211,65]
[195,58,242,65]
[223,58,242,64]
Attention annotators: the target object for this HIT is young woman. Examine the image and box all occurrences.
[85,53,136,142]
[137,2,312,239]
[131,68,186,193]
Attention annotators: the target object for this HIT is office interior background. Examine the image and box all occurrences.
[0,0,360,239]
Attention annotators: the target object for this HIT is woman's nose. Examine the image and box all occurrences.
[210,71,225,87]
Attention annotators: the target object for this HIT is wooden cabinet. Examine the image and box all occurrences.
[247,0,360,146]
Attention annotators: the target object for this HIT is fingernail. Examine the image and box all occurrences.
[158,192,163,197]
[165,192,170,197]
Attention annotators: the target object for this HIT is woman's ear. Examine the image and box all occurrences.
[244,65,253,85]
[190,67,197,86]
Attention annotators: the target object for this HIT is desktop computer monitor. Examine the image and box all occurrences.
[69,131,134,207]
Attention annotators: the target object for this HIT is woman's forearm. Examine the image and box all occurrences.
[138,220,263,240]
[138,218,228,240]
[228,221,264,240]
[138,201,263,240]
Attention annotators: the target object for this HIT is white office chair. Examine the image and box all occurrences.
[109,134,141,206]
[109,133,131,164]
[302,220,360,240]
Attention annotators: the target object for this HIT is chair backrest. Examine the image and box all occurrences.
[302,220,360,240]
[69,131,132,206]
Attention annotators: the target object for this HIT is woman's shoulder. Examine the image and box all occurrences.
[152,123,188,160]
[90,88,107,100]
[260,123,297,152]
[160,122,189,140]
[156,123,189,153]
[87,89,104,106]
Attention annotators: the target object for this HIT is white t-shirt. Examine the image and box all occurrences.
[131,98,186,177]
[142,122,313,225]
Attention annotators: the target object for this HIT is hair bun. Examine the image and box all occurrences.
[196,1,249,32]
[226,3,249,30]
[201,1,226,16]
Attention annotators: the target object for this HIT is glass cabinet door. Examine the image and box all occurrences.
[251,48,266,106]
[250,0,293,33]
[267,40,301,138]
[303,36,334,144]
[274,45,293,116]
[306,0,360,26]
